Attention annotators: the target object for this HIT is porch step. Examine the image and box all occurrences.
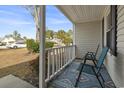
[0,74,35,88]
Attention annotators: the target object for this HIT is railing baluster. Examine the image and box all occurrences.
[68,47,70,62]
[62,47,64,66]
[65,47,68,63]
[59,48,61,68]
[72,46,73,59]
[69,46,71,61]
[54,49,56,72]
[60,48,63,68]
[71,46,72,59]
[61,47,63,66]
[65,47,66,64]
[64,47,66,64]
[72,46,74,59]
[58,48,60,69]
[47,50,50,79]
[73,45,76,59]
[56,48,58,71]
[69,47,70,61]
[61,48,63,67]
[52,49,55,75]
[67,47,69,63]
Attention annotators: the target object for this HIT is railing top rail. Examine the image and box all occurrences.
[45,45,76,51]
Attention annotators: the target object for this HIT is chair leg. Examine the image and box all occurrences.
[99,73,105,87]
[92,67,104,88]
[92,60,97,67]
[96,75,104,88]
[99,73,105,82]
[75,58,87,87]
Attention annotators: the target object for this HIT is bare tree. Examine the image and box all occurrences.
[24,5,40,41]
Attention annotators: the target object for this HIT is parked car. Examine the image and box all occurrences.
[7,42,26,48]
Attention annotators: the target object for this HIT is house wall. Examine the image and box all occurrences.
[74,5,124,87]
[1,37,15,44]
[103,5,124,87]
[75,21,102,58]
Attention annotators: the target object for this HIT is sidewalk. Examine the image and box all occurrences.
[0,74,35,88]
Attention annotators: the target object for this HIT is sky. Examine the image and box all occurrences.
[0,5,72,39]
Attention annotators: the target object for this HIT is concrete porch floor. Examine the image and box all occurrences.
[0,74,35,88]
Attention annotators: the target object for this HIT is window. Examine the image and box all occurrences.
[16,42,25,44]
[102,18,104,48]
[107,31,111,48]
[106,5,117,56]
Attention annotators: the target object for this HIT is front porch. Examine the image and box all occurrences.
[39,5,121,88]
[43,45,116,88]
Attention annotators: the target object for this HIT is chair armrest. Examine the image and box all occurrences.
[87,52,95,56]
[86,52,96,59]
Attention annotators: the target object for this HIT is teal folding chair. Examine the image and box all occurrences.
[84,44,99,66]
[75,47,109,87]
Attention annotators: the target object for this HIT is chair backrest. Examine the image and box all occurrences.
[96,47,109,68]
[94,44,100,57]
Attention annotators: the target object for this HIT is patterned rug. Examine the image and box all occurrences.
[48,59,116,88]
[77,64,116,88]
[48,62,80,88]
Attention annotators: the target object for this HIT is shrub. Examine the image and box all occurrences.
[32,41,39,53]
[45,42,54,48]
[26,39,34,53]
[26,39,54,53]
[26,39,39,53]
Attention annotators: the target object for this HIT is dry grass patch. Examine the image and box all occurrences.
[0,48,38,69]
[0,48,39,87]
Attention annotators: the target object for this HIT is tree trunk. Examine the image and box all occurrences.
[36,27,40,42]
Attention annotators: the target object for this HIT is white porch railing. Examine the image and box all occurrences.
[45,45,76,83]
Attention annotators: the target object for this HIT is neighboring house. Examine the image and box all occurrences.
[16,38,26,44]
[0,37,25,45]
[0,38,2,45]
[46,38,65,47]
[1,37,16,45]
[0,37,1,41]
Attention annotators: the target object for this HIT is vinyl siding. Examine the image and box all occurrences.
[75,21,102,58]
[104,5,124,87]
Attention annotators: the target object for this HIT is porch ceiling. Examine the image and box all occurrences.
[57,5,107,23]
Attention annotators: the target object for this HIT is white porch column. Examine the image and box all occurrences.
[73,23,76,58]
[73,23,76,45]
[39,5,46,88]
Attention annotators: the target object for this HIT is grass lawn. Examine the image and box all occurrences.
[0,48,39,69]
